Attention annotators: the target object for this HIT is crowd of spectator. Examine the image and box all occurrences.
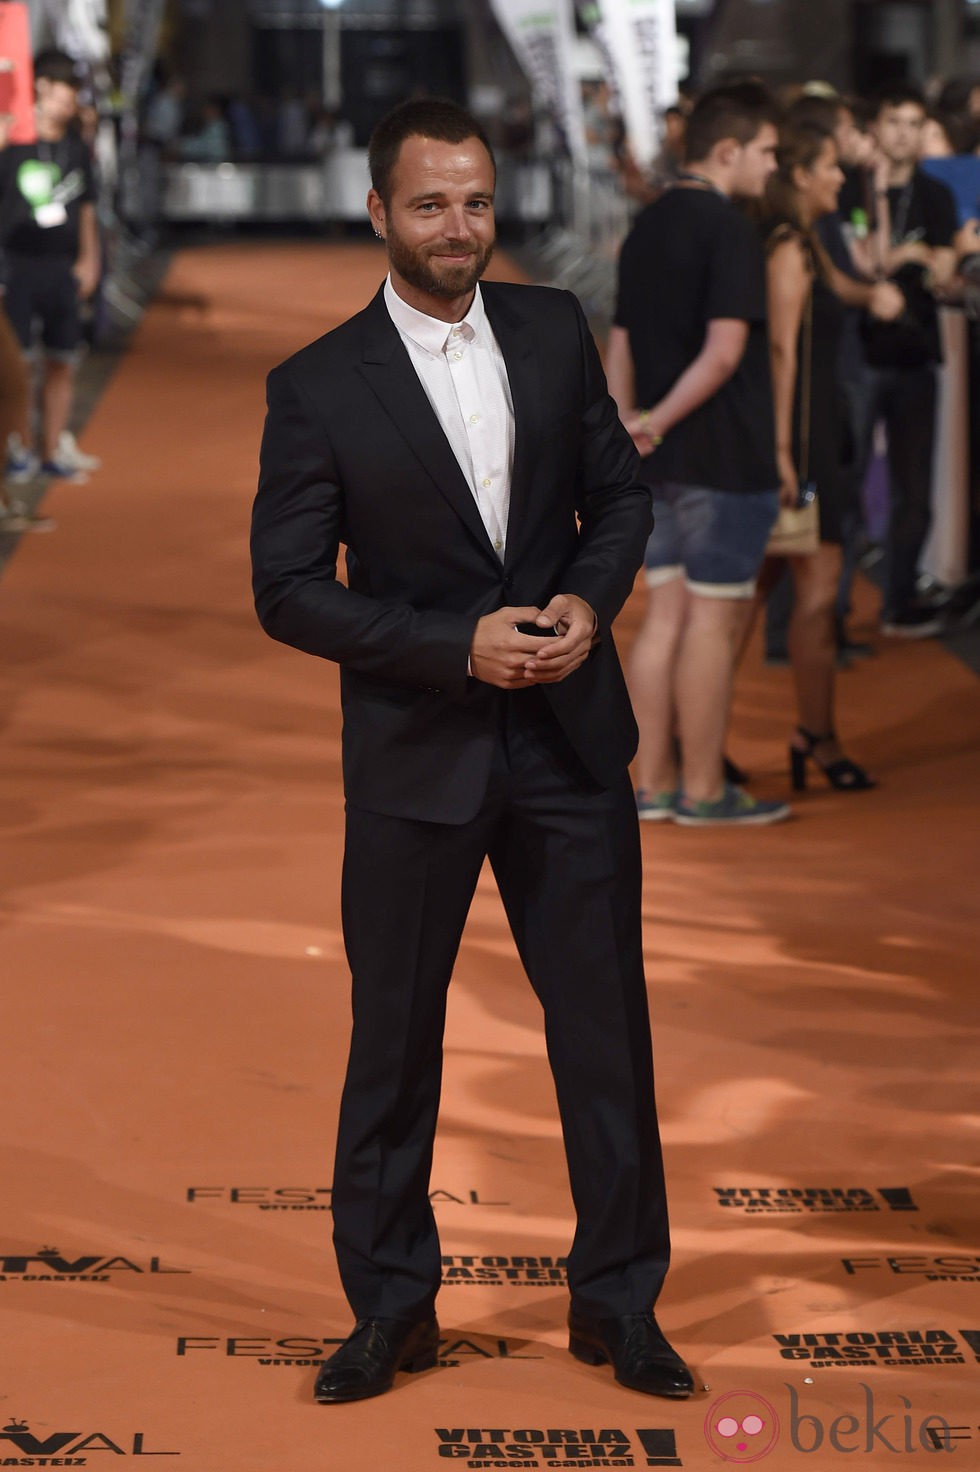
[141,70,354,165]
[2,44,977,834]
[608,73,980,824]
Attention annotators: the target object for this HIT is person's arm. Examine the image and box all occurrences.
[821,244,904,318]
[73,200,100,299]
[527,293,653,684]
[876,172,957,282]
[604,323,634,421]
[253,361,489,694]
[606,321,660,459]
[767,236,809,507]
[635,317,748,446]
[607,314,749,455]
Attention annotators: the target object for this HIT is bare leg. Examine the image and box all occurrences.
[627,575,687,795]
[674,593,750,802]
[0,312,30,448]
[788,544,845,763]
[734,555,785,668]
[41,359,74,462]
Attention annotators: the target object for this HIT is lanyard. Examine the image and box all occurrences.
[675,170,727,198]
[889,180,915,245]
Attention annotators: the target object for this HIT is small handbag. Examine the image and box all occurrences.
[767,281,820,558]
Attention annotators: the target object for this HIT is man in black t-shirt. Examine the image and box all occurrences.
[607,83,789,827]
[841,83,958,637]
[0,49,100,484]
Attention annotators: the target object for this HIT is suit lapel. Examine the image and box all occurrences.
[481,284,542,568]
[356,288,497,561]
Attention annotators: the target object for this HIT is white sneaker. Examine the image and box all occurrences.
[5,432,40,485]
[55,431,101,473]
[0,499,56,533]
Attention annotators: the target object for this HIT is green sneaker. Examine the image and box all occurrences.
[674,783,791,827]
[636,788,677,822]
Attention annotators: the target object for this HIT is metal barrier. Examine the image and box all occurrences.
[523,160,634,326]
[160,151,554,226]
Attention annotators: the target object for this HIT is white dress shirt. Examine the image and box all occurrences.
[383,275,515,559]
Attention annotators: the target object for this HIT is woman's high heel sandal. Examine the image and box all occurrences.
[789,726,877,792]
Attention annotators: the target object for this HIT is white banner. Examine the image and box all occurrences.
[593,0,679,170]
[31,0,109,61]
[489,0,588,164]
[575,1,622,115]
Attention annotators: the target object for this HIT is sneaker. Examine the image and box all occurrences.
[636,788,677,822]
[55,430,101,473]
[5,432,40,485]
[881,606,944,639]
[0,500,55,533]
[39,454,88,484]
[674,783,791,827]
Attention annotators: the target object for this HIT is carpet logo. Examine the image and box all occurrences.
[704,1386,956,1459]
[773,1329,968,1368]
[0,1247,190,1284]
[175,1333,542,1368]
[432,1426,681,1467]
[841,1254,980,1281]
[185,1185,508,1211]
[442,1255,566,1287]
[0,1418,178,1464]
[714,1186,917,1215]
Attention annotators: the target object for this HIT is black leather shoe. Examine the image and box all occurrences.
[568,1309,694,1398]
[313,1315,439,1403]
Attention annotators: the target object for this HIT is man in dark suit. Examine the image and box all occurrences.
[251,98,692,1405]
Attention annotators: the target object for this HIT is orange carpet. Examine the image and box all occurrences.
[1,240,978,1470]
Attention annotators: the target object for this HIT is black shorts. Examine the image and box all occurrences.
[3,255,81,358]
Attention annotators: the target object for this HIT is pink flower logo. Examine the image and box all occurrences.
[704,1390,780,1463]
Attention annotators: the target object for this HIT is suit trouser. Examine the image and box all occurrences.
[332,689,670,1322]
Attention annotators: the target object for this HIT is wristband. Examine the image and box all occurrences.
[637,409,664,446]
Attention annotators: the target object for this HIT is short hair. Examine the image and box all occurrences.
[684,81,779,165]
[33,49,80,88]
[873,81,926,117]
[788,93,846,134]
[937,76,979,116]
[929,108,980,156]
[368,98,495,207]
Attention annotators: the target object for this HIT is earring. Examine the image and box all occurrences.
[374,228,384,241]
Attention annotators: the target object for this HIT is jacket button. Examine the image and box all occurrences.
[503,575,513,589]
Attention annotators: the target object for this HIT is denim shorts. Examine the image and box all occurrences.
[644,482,779,599]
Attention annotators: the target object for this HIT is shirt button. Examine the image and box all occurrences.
[482,478,491,487]
[470,414,479,423]
[493,539,503,550]
[453,351,462,361]
[452,327,462,337]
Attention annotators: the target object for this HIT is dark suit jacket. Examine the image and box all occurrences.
[251,280,653,823]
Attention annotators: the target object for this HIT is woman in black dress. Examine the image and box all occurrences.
[764,122,902,790]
